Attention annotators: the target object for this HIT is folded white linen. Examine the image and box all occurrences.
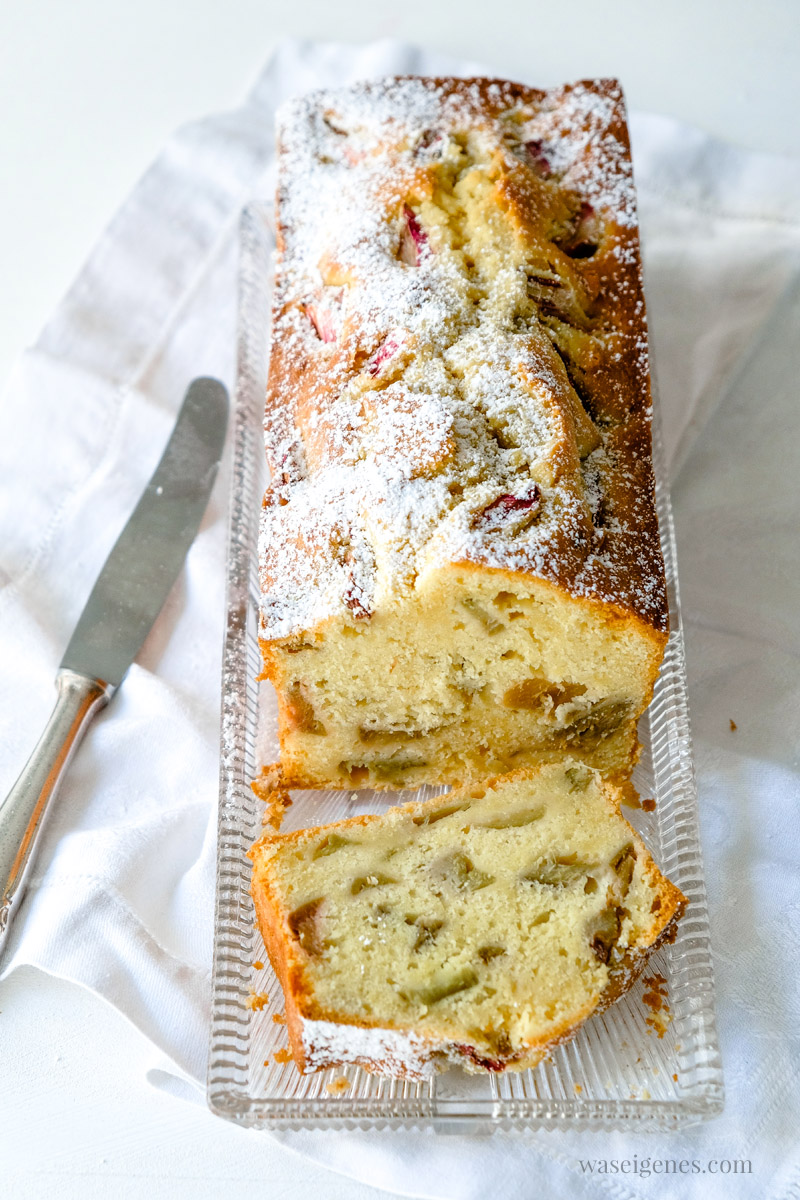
[1,36,799,1200]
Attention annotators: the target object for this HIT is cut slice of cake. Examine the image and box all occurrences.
[249,762,685,1079]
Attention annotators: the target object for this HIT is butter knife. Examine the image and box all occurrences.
[0,376,229,955]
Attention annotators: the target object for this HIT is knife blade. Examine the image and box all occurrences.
[0,377,229,954]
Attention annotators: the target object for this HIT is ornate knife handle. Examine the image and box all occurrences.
[0,669,114,956]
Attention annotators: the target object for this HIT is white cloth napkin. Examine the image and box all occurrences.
[2,36,799,1200]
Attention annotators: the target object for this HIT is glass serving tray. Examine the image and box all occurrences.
[207,203,724,1132]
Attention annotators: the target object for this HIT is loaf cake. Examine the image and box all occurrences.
[249,762,685,1078]
[258,74,667,791]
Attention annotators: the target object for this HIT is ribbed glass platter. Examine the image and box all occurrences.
[207,203,724,1131]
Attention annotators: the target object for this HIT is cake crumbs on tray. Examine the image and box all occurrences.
[620,783,640,809]
[251,762,284,797]
[253,960,264,971]
[730,718,738,731]
[251,765,293,830]
[642,973,672,1037]
[573,1083,583,1095]
[274,1047,294,1065]
[641,797,656,812]
[326,1076,351,1096]
[272,1012,286,1025]
[245,990,270,1011]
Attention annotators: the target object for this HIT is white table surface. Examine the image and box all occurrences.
[1,3,798,1197]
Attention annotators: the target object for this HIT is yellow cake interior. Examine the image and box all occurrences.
[265,566,661,790]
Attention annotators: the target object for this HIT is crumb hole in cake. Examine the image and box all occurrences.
[566,241,598,259]
[460,597,505,634]
[493,591,520,608]
[339,762,369,786]
[485,418,520,451]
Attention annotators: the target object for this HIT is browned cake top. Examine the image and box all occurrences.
[260,75,667,639]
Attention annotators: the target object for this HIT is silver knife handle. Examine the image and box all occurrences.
[0,669,114,954]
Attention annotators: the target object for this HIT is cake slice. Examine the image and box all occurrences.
[249,762,685,1079]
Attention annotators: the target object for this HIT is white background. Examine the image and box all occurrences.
[1,2,798,1198]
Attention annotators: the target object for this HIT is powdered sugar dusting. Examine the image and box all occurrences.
[302,1017,448,1080]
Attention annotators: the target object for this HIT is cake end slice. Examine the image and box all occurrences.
[249,762,685,1079]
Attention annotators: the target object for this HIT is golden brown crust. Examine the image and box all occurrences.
[249,856,313,1071]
